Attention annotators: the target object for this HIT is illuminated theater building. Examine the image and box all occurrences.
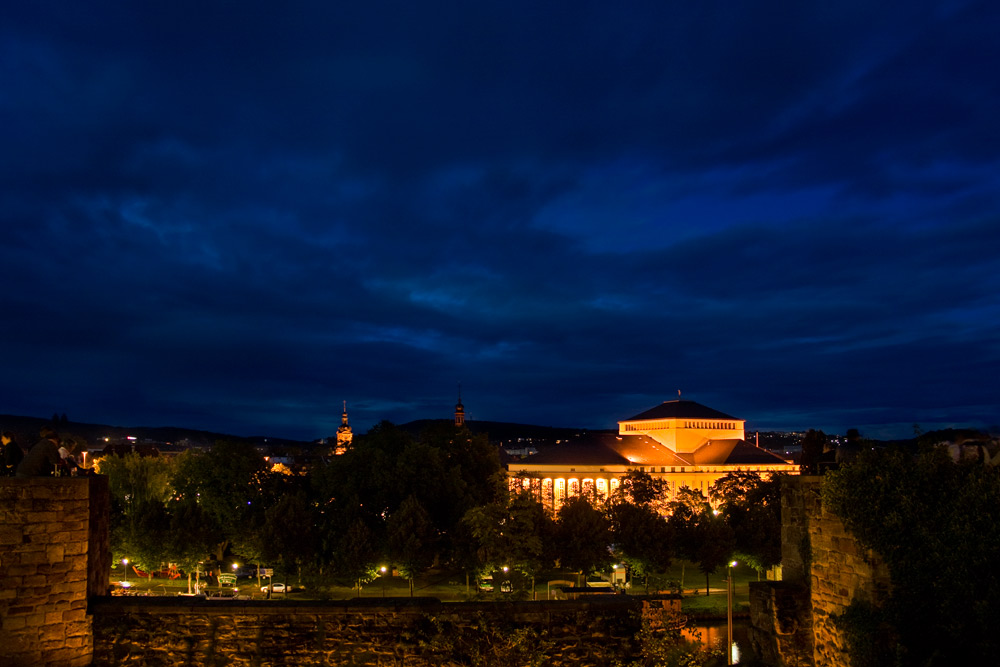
[507,400,797,511]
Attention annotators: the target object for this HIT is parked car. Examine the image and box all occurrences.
[261,583,287,594]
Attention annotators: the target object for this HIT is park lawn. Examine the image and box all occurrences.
[107,560,760,611]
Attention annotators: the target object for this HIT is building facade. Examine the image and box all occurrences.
[507,400,797,511]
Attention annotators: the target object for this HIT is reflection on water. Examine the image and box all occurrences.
[683,619,751,664]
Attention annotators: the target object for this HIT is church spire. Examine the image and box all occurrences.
[334,400,352,455]
[454,383,465,427]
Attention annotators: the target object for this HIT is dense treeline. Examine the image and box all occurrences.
[97,421,783,596]
[824,443,1000,667]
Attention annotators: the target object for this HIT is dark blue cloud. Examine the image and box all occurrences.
[1,1,997,440]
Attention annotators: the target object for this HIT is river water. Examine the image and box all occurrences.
[684,619,754,664]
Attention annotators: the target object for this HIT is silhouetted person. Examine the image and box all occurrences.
[58,437,83,475]
[16,428,62,477]
[2,431,24,476]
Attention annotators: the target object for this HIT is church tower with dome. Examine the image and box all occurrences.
[454,385,465,427]
[334,401,353,455]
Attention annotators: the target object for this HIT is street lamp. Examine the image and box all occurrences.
[727,560,738,666]
[380,566,387,597]
[122,558,129,585]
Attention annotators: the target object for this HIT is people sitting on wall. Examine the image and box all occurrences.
[2,431,24,476]
[15,428,63,477]
[57,437,86,475]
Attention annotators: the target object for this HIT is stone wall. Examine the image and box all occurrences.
[0,477,688,667]
[0,476,110,667]
[748,580,812,667]
[749,476,892,667]
[90,596,671,666]
[805,477,890,667]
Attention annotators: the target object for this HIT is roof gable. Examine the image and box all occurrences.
[509,432,794,469]
[622,400,739,422]
[516,436,631,466]
[692,439,792,465]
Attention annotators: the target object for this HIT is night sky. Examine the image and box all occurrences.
[3,2,999,441]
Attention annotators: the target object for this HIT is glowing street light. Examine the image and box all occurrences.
[123,558,129,585]
[727,560,738,665]
[380,566,387,597]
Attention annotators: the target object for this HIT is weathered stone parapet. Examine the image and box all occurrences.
[90,596,661,666]
[805,478,889,667]
[0,476,109,667]
[749,581,813,667]
[754,476,893,667]
[779,476,822,584]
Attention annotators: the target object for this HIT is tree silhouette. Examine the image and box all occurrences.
[555,495,612,580]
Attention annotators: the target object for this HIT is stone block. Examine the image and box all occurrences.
[59,518,88,533]
[66,523,88,544]
[50,580,87,595]
[0,526,23,545]
[24,612,47,627]
[23,484,53,499]
[30,499,63,512]
[17,550,48,565]
[37,561,70,575]
[44,532,73,547]
[2,614,28,630]
[7,605,37,615]
[22,522,54,536]
[65,618,91,636]
[40,637,69,652]
[22,574,47,587]
[63,541,87,556]
[12,593,52,609]
[51,593,75,606]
